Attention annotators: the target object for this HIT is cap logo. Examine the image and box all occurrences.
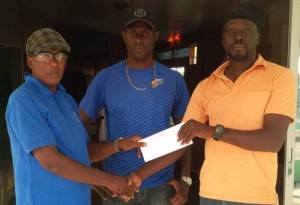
[134,8,146,18]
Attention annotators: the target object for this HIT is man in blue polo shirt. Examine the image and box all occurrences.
[80,8,191,205]
[5,28,140,205]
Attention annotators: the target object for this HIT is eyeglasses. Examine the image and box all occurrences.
[31,52,68,62]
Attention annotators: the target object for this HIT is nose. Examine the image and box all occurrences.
[234,30,244,41]
[49,57,59,65]
[134,33,145,43]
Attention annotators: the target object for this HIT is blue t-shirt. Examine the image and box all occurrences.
[80,60,190,189]
[5,74,91,205]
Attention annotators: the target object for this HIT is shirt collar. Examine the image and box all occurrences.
[212,54,267,78]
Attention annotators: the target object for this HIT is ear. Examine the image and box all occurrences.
[27,56,33,69]
[257,33,261,45]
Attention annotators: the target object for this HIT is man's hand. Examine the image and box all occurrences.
[127,172,142,190]
[106,175,135,201]
[177,119,213,144]
[168,179,189,205]
[118,136,146,158]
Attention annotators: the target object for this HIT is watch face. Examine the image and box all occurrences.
[216,125,224,134]
[214,124,225,141]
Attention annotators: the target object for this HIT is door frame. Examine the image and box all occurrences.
[285,0,300,204]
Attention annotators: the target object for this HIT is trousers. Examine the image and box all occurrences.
[102,184,175,205]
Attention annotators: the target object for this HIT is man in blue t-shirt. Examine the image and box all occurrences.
[80,8,191,205]
[5,28,140,205]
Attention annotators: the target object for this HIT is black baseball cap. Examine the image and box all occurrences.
[224,3,267,33]
[124,8,156,30]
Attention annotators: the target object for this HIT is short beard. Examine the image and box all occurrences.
[228,52,248,61]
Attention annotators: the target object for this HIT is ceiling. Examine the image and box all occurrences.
[19,0,287,41]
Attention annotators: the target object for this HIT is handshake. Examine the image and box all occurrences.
[89,132,190,203]
[92,171,143,202]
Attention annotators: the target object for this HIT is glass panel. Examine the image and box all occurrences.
[173,47,189,58]
[294,55,300,205]
[158,51,172,60]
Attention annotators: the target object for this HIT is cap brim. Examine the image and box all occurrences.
[125,19,155,30]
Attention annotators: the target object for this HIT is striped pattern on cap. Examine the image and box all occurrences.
[26,28,71,55]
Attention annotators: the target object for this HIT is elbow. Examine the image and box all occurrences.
[261,134,286,153]
[31,146,64,174]
[271,137,286,153]
[39,158,60,173]
[271,144,284,153]
[263,142,284,153]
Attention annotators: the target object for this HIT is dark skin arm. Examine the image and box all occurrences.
[88,137,145,162]
[129,117,191,205]
[178,113,292,152]
[128,146,188,186]
[80,108,145,200]
[168,148,191,205]
[32,145,135,200]
[80,109,145,162]
[168,117,191,205]
[81,108,191,203]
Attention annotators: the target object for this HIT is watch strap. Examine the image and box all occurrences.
[113,137,124,152]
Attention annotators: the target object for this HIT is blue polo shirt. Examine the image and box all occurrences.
[5,74,91,205]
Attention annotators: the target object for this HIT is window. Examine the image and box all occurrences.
[158,51,172,60]
[157,44,198,66]
[173,48,189,58]
[171,66,185,76]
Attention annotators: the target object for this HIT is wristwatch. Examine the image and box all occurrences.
[181,176,192,187]
[213,124,225,141]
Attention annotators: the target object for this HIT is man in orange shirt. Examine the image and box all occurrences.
[177,2,296,205]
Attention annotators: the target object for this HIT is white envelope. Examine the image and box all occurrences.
[140,122,193,162]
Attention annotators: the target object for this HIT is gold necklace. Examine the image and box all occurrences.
[125,60,158,91]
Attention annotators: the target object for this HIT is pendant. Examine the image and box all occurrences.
[151,79,158,88]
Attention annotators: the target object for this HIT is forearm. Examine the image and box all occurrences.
[88,141,116,162]
[136,147,187,181]
[40,149,113,187]
[200,114,291,153]
[221,127,285,152]
[173,117,192,176]
[88,136,146,162]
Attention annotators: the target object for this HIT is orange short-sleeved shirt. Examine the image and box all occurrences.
[183,55,296,204]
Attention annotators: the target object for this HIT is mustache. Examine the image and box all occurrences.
[48,71,60,74]
[231,42,246,48]
[232,42,245,46]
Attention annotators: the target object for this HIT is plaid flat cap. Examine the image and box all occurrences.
[26,28,71,55]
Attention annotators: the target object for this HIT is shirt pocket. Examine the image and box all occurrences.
[239,91,270,123]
